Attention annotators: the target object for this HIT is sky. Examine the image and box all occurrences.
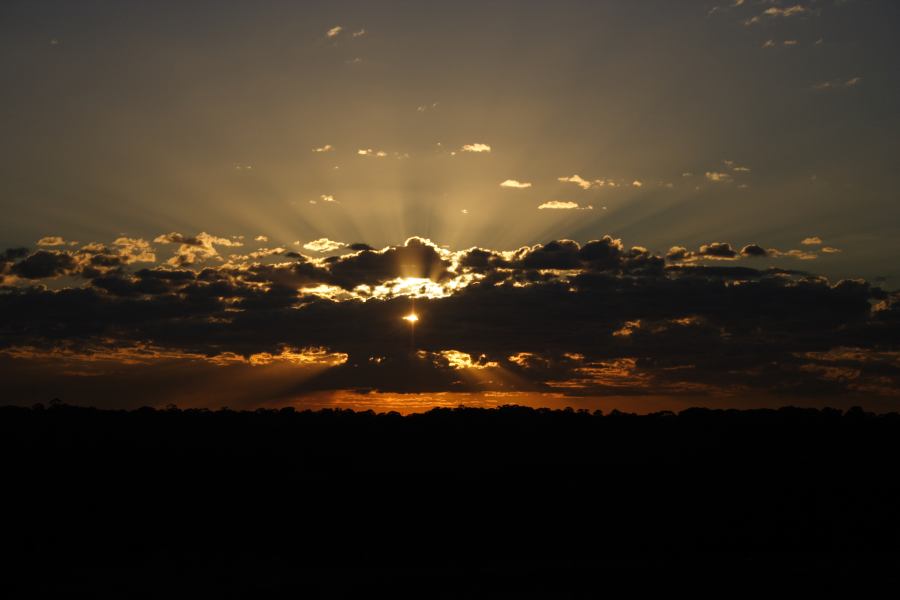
[1,0,899,412]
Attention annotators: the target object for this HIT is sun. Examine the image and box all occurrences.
[402,313,419,324]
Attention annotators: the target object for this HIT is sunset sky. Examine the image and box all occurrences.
[2,0,898,412]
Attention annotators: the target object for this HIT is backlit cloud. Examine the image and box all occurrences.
[461,143,491,153]
[500,179,532,189]
[303,238,347,253]
[538,201,592,210]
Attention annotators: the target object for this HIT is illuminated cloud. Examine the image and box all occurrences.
[500,179,532,189]
[763,5,809,18]
[153,232,242,266]
[632,180,643,188]
[821,247,842,254]
[303,238,347,253]
[358,148,388,157]
[320,194,336,203]
[417,102,439,112]
[255,235,269,242]
[461,143,491,153]
[538,201,592,210]
[762,40,776,48]
[705,171,733,183]
[351,29,366,38]
[312,144,333,153]
[558,174,593,190]
[802,237,823,246]
[37,236,67,247]
[326,26,343,38]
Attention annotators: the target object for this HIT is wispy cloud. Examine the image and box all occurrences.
[351,29,366,38]
[312,144,334,153]
[326,26,343,38]
[802,236,823,246]
[814,77,863,90]
[538,201,592,210]
[705,171,733,183]
[37,236,67,247]
[358,148,387,157]
[500,179,532,189]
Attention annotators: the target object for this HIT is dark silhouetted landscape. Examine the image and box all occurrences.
[4,403,900,596]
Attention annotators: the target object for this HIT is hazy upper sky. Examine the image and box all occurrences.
[2,1,899,412]
[2,0,899,281]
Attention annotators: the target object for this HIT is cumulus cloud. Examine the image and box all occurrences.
[255,235,269,242]
[37,236,67,247]
[153,232,242,266]
[802,237,823,246]
[500,179,532,189]
[538,201,592,210]
[1,232,896,405]
[461,143,491,153]
[303,238,347,253]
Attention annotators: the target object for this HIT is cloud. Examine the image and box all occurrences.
[303,238,347,253]
[320,194,336,203]
[632,180,643,188]
[37,236,67,247]
[802,237,823,246]
[821,247,842,254]
[740,244,768,258]
[705,171,733,183]
[1,231,896,406]
[358,148,388,157]
[698,242,738,260]
[538,201,592,210]
[814,77,863,91]
[461,143,491,153]
[312,144,334,153]
[255,235,269,242]
[153,232,242,266]
[763,5,809,18]
[500,179,532,189]
[326,26,343,38]
[558,175,593,190]
[352,29,366,38]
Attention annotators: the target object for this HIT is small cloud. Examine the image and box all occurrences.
[814,77,862,91]
[234,163,253,171]
[763,5,809,18]
[327,26,343,38]
[802,236,823,246]
[37,236,67,247]
[682,172,693,178]
[320,194,336,203]
[558,174,593,190]
[538,201,592,210]
[345,57,363,65]
[783,40,799,46]
[821,246,842,254]
[705,171,733,183]
[417,102,439,112]
[500,179,532,189]
[352,29,366,38]
[762,40,776,48]
[50,39,59,46]
[461,143,491,153]
[303,238,347,253]
[740,244,768,258]
[461,209,469,215]
[358,148,387,157]
[254,235,268,242]
[312,144,334,153]
[632,180,643,188]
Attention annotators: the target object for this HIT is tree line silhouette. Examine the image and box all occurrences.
[3,402,900,596]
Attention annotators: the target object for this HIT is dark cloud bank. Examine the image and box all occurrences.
[1,234,898,410]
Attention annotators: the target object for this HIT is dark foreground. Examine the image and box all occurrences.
[3,403,900,597]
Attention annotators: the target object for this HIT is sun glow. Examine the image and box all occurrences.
[403,313,419,324]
